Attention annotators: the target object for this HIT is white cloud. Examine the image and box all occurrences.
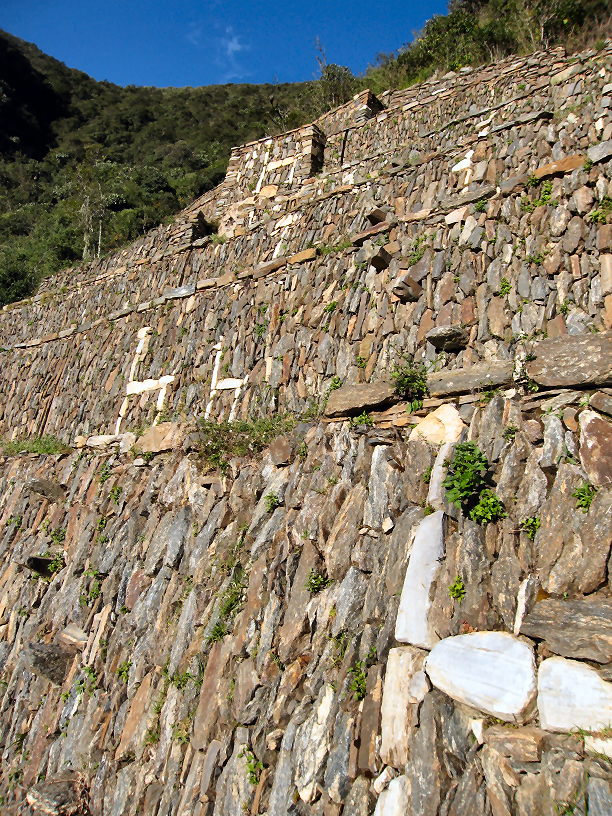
[185,18,250,82]
[218,26,250,81]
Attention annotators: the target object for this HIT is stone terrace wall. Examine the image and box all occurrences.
[1,45,612,446]
[3,41,612,816]
[3,383,612,815]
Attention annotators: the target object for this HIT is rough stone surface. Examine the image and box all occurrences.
[521,598,612,663]
[23,643,73,686]
[380,646,427,767]
[409,404,464,445]
[527,333,612,388]
[579,409,612,486]
[427,362,514,397]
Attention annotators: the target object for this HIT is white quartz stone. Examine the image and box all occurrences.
[373,766,397,796]
[215,377,244,390]
[427,441,455,511]
[373,776,411,816]
[380,647,427,767]
[409,404,464,445]
[538,657,612,733]
[586,736,612,757]
[425,631,537,722]
[86,434,120,447]
[395,511,445,649]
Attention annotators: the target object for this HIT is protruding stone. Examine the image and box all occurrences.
[133,422,189,453]
[534,155,585,178]
[587,140,612,164]
[538,656,612,732]
[324,382,396,418]
[425,632,536,722]
[484,725,545,762]
[24,643,73,686]
[26,478,66,502]
[425,325,469,351]
[527,332,612,388]
[427,362,514,397]
[390,273,423,302]
[351,222,390,247]
[26,775,88,816]
[373,775,411,816]
[59,625,88,651]
[289,247,318,264]
[395,511,445,649]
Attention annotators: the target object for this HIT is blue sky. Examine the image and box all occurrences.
[1,0,449,87]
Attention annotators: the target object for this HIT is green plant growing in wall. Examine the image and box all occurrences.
[502,424,518,441]
[0,435,66,455]
[265,492,279,513]
[350,411,373,427]
[588,197,612,224]
[573,482,597,513]
[50,528,66,545]
[521,517,541,540]
[443,442,488,508]
[117,660,131,683]
[98,461,113,484]
[499,278,511,297]
[469,488,507,525]
[305,568,333,594]
[239,748,263,785]
[448,575,466,602]
[390,360,427,413]
[347,646,376,701]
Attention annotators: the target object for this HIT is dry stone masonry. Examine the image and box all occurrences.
[2,40,612,816]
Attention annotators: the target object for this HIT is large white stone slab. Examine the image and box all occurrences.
[373,776,411,816]
[538,656,612,733]
[425,631,536,722]
[380,647,427,767]
[395,511,445,649]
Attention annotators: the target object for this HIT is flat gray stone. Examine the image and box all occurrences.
[24,643,73,686]
[427,361,514,397]
[588,778,612,816]
[26,478,66,502]
[325,381,396,417]
[527,332,612,388]
[587,140,612,164]
[521,598,612,663]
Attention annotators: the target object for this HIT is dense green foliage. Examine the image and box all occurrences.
[364,0,610,93]
[0,0,608,305]
[0,29,317,305]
